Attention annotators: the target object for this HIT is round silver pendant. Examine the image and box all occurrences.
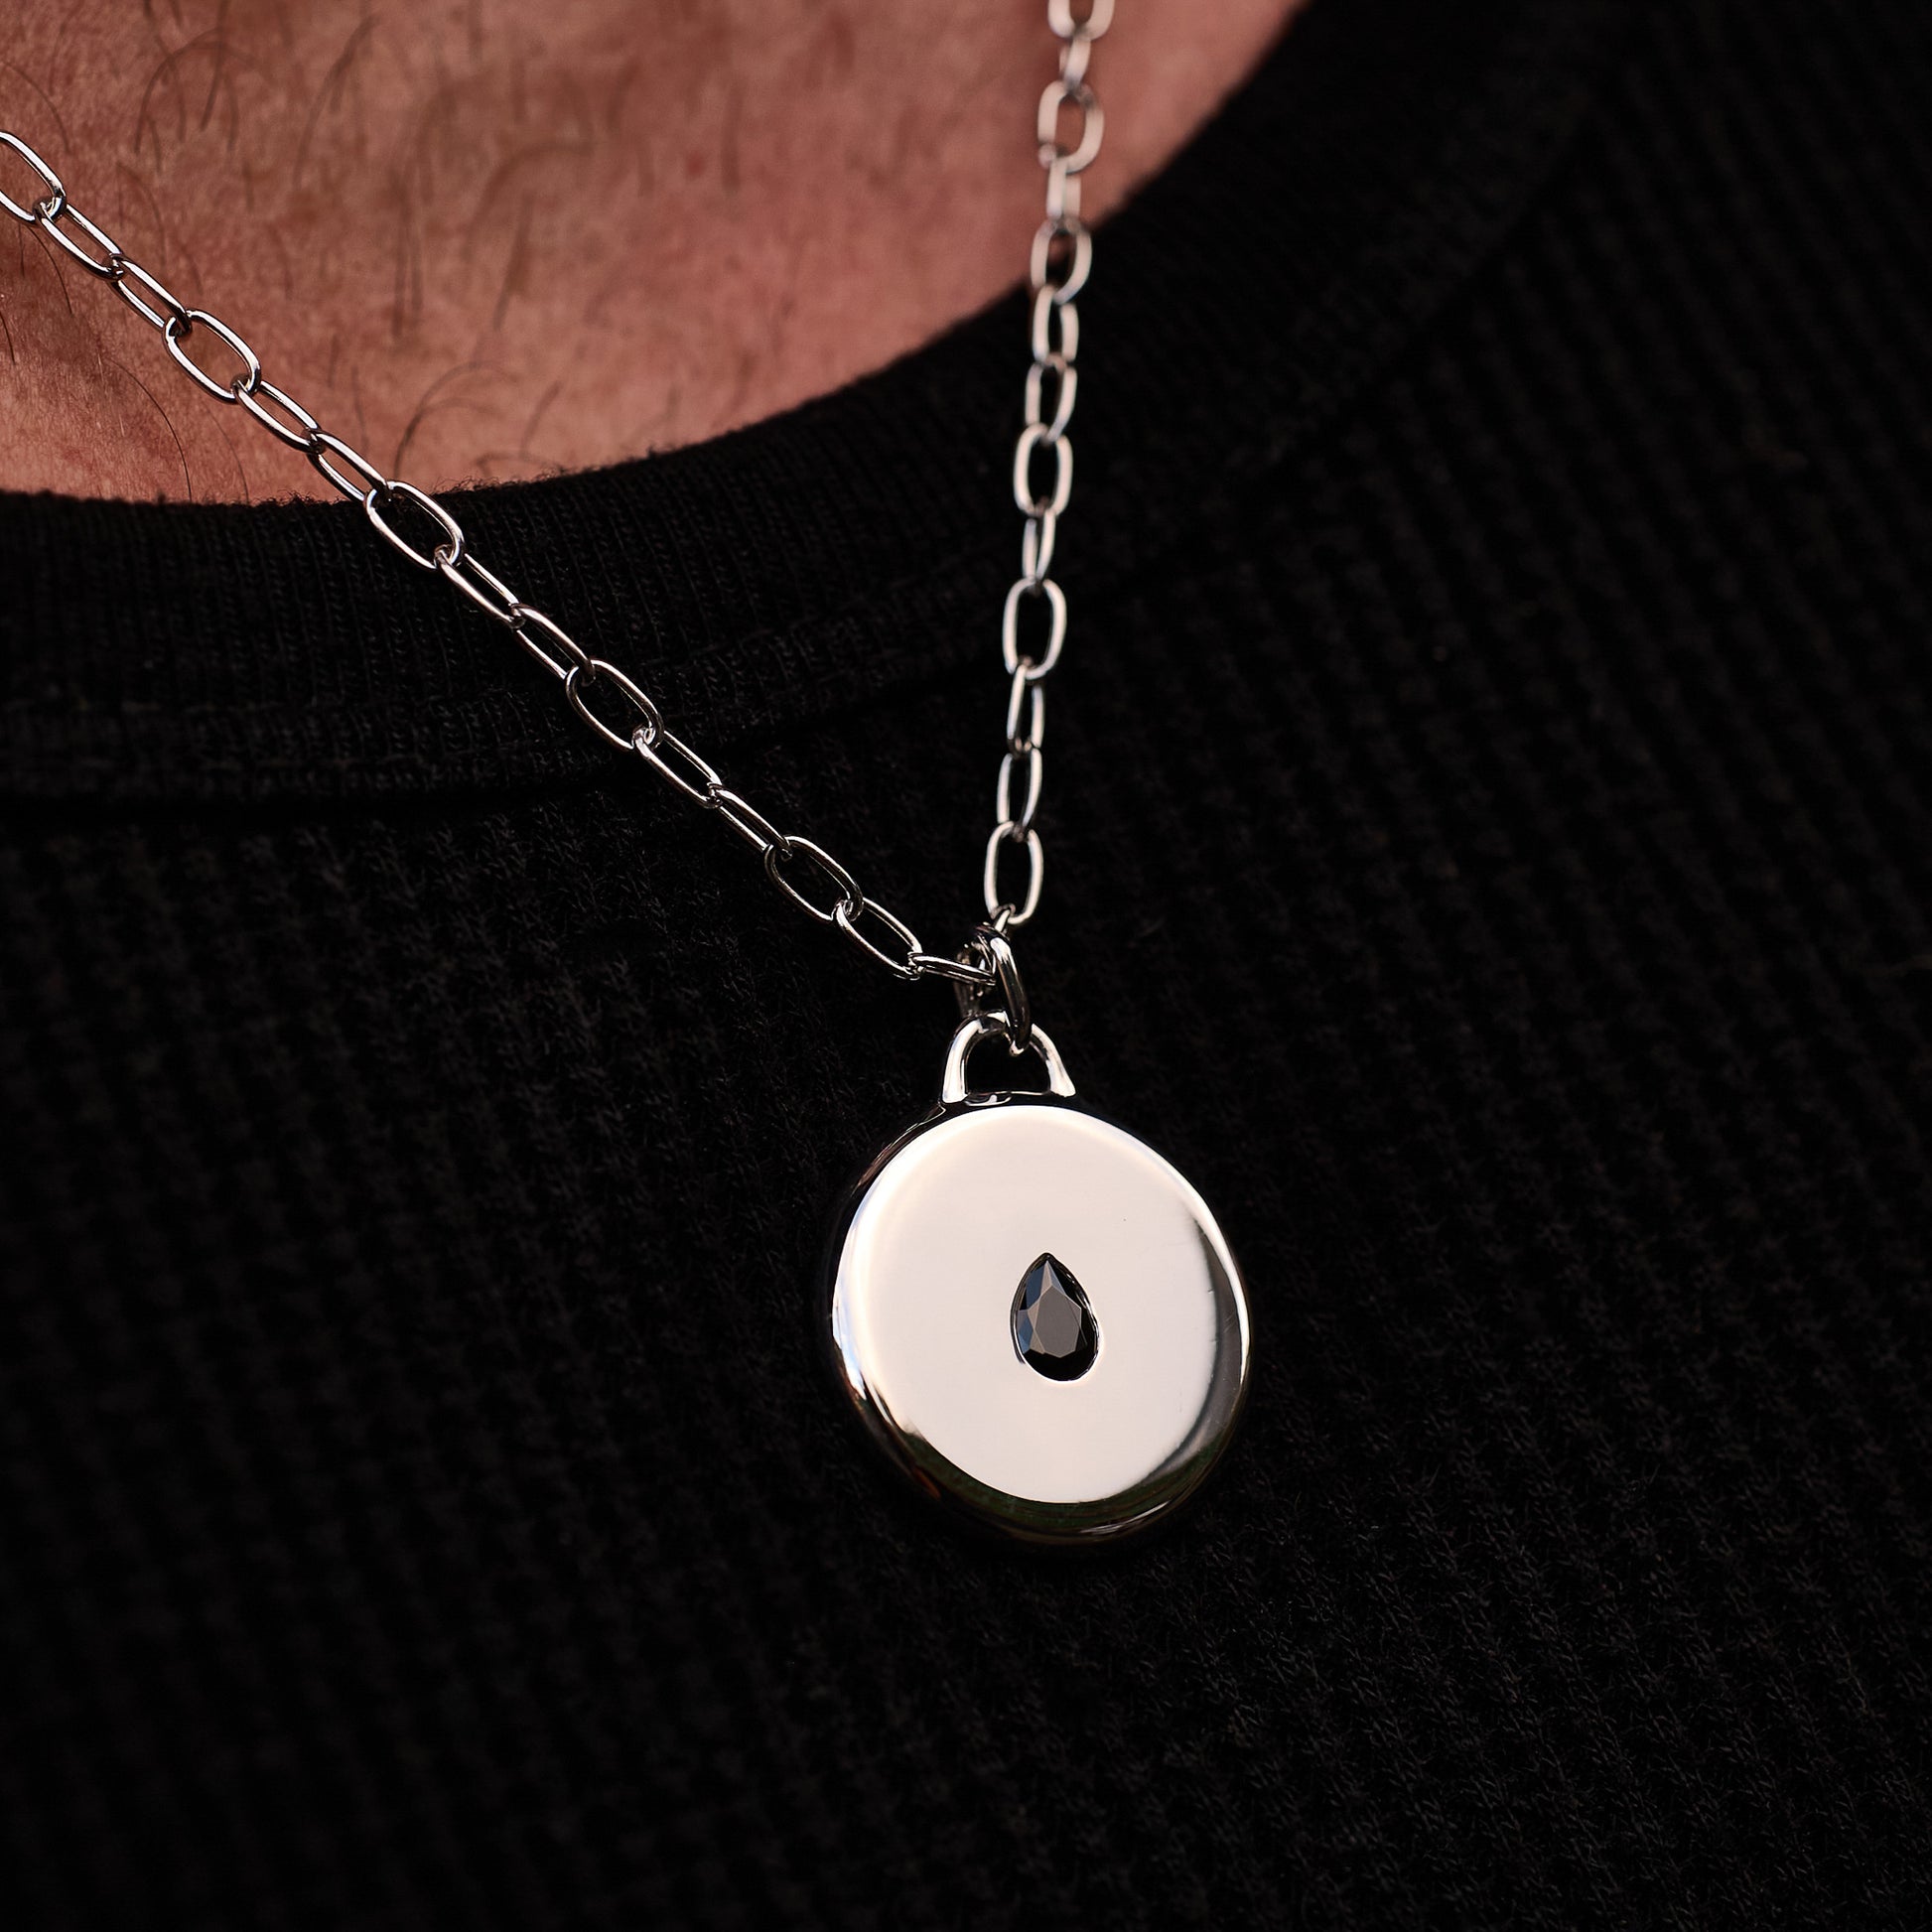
[824,1018,1251,1544]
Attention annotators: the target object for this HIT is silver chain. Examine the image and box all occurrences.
[983,0,1110,941]
[0,0,1109,999]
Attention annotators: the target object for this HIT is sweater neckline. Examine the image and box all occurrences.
[0,0,1624,802]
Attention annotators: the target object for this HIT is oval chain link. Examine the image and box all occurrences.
[0,0,1109,991]
[983,0,1106,930]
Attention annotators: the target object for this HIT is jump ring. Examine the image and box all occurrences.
[955,924,1033,1053]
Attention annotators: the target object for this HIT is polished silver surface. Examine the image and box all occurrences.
[826,1021,1251,1544]
[0,0,1111,995]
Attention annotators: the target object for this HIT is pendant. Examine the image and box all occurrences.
[824,1014,1252,1544]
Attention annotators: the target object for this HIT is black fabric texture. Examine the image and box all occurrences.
[6,0,1932,1924]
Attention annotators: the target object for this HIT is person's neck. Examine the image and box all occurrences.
[0,0,1298,503]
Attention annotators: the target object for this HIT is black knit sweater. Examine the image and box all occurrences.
[6,0,1932,1925]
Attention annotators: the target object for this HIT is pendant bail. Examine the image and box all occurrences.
[940,1016,1074,1104]
[954,923,1033,1055]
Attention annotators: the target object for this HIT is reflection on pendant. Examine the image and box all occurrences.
[1012,1254,1099,1381]
[824,1017,1251,1545]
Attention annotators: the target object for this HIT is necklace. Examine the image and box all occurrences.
[1,0,1250,1545]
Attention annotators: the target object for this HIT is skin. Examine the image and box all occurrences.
[0,0,1301,502]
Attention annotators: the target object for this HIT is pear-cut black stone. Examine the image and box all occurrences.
[1011,1253,1099,1381]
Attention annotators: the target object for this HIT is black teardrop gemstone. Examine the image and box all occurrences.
[1011,1254,1099,1381]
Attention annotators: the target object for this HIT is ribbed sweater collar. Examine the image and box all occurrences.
[0,0,1627,800]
